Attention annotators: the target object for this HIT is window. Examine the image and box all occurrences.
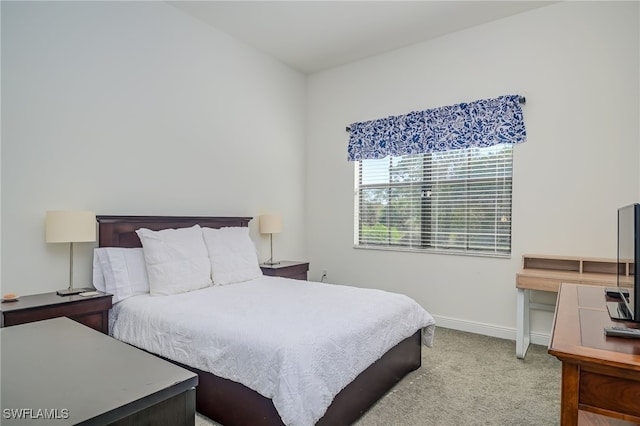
[355,144,512,256]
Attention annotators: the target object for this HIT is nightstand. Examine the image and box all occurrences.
[260,261,309,280]
[0,291,112,334]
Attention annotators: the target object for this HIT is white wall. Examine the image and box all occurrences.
[1,1,307,295]
[2,1,639,344]
[306,1,640,341]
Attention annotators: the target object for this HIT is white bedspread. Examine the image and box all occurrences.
[111,276,435,426]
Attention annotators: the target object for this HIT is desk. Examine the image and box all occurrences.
[516,255,632,359]
[1,317,198,425]
[548,283,640,425]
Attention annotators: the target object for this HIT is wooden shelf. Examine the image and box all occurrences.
[517,254,633,292]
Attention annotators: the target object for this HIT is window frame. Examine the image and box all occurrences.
[353,145,513,258]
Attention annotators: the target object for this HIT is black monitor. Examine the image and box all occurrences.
[607,203,640,322]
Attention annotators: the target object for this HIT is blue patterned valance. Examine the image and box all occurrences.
[347,95,526,161]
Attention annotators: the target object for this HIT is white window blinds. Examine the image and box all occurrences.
[355,144,513,255]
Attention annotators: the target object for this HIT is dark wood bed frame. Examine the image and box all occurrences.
[96,215,422,426]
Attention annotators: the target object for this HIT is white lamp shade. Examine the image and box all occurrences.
[46,210,96,243]
[259,214,282,234]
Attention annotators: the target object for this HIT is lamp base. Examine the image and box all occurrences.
[56,287,93,296]
[263,261,281,266]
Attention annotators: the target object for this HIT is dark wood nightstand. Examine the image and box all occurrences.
[260,261,309,280]
[0,291,112,334]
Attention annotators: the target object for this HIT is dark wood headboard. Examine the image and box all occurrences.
[96,215,252,248]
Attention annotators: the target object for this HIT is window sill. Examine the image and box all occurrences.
[353,244,511,259]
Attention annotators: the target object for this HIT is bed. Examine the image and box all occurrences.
[95,215,435,426]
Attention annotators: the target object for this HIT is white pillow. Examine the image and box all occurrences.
[93,247,150,303]
[202,227,263,285]
[136,225,212,295]
[92,252,106,293]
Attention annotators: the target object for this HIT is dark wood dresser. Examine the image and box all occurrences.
[1,317,197,425]
[260,261,309,280]
[0,291,112,334]
[549,283,640,425]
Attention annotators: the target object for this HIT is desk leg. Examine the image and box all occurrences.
[560,362,579,426]
[516,288,530,359]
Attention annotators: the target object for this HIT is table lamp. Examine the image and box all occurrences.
[46,210,96,296]
[259,214,282,265]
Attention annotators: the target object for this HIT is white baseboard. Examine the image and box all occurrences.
[432,314,551,347]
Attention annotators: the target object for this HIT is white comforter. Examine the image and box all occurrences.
[111,276,435,426]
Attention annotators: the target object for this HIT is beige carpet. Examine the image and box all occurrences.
[196,327,561,425]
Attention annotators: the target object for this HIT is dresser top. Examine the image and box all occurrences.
[1,317,197,425]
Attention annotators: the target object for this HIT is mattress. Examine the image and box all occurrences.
[110,276,435,426]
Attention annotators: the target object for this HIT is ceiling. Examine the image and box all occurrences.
[168,1,555,74]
